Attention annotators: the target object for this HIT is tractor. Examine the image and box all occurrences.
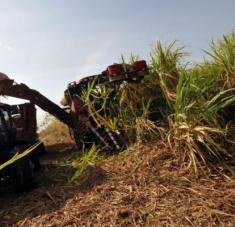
[0,102,45,193]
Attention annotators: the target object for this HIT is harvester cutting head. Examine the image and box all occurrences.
[61,60,148,106]
[60,60,148,152]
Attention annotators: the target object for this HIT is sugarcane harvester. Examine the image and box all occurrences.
[0,60,148,191]
[61,60,148,150]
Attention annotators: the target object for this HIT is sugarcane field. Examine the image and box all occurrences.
[0,1,235,226]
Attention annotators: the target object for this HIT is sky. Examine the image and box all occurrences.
[0,0,234,121]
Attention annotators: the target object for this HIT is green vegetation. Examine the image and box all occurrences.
[69,32,235,179]
[70,144,99,181]
[168,33,235,174]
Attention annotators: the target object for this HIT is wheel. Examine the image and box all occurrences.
[30,142,45,171]
[11,157,35,193]
[37,142,47,156]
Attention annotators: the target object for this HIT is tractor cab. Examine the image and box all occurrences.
[0,102,37,149]
[0,102,45,193]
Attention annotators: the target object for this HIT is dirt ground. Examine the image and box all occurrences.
[0,139,235,227]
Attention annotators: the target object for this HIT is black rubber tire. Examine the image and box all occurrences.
[37,142,47,156]
[11,157,35,193]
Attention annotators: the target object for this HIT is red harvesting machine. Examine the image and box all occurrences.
[0,60,148,192]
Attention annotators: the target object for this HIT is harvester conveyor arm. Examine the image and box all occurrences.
[0,80,74,128]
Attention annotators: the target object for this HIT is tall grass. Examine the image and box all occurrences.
[149,41,188,110]
[170,68,235,174]
[70,144,99,181]
[205,32,235,88]
[167,33,235,174]
[70,31,235,177]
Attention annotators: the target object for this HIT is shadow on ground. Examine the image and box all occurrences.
[0,143,107,226]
